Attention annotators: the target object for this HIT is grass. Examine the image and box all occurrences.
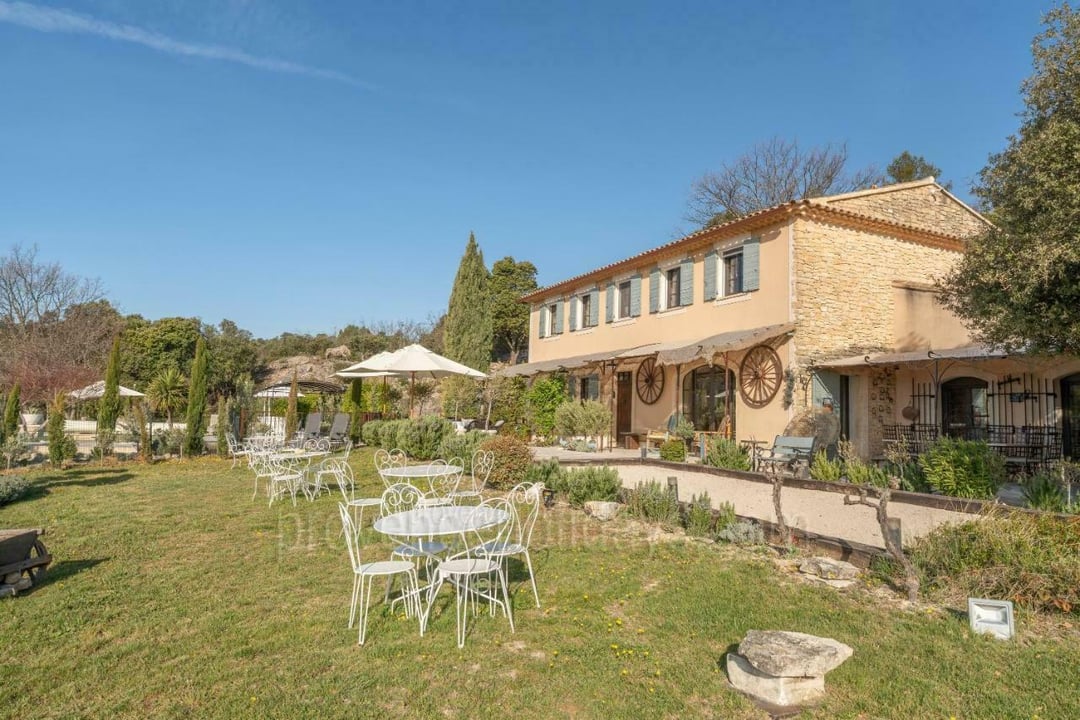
[1,449,1078,719]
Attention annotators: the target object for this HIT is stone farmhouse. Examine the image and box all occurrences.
[500,178,1080,464]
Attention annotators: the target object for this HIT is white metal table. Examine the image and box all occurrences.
[373,505,507,539]
[379,463,464,481]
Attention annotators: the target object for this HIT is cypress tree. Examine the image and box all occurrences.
[284,371,299,440]
[348,378,363,440]
[184,336,209,455]
[3,383,20,442]
[444,232,493,372]
[99,336,122,432]
[216,396,230,458]
[47,391,67,468]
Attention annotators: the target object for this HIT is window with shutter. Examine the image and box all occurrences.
[703,249,718,301]
[743,236,761,291]
[649,267,660,313]
[617,280,631,319]
[666,267,681,308]
[567,298,576,332]
[606,283,615,323]
[553,302,564,335]
[538,306,547,338]
[723,252,743,296]
[588,289,600,327]
[629,274,642,317]
[679,257,694,306]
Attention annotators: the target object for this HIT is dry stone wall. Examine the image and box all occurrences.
[824,183,987,238]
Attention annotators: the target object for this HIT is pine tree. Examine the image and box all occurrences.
[99,336,122,432]
[285,371,299,440]
[184,336,209,455]
[3,383,21,442]
[444,232,493,372]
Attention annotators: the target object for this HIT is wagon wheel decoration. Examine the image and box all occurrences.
[636,357,665,404]
[738,344,782,409]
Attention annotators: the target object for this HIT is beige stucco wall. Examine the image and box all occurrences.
[824,183,988,238]
[528,225,791,363]
[892,285,973,351]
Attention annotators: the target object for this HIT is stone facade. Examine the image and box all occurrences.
[824,181,988,238]
[790,215,964,370]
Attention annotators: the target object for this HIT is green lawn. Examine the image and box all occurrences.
[1,450,1077,719]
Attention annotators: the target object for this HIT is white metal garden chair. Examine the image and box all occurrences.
[416,458,462,508]
[477,482,543,608]
[267,457,304,507]
[450,449,494,504]
[422,497,516,648]
[338,503,421,645]
[380,483,448,562]
[334,461,382,535]
[248,450,276,500]
[374,448,408,487]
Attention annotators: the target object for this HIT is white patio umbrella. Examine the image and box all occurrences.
[70,381,145,400]
[346,344,487,415]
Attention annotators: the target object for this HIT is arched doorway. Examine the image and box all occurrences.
[1062,374,1080,459]
[941,377,989,438]
[682,366,736,434]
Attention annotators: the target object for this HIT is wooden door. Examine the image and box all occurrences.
[616,372,633,445]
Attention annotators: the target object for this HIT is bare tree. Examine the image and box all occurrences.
[686,137,885,227]
[0,245,116,402]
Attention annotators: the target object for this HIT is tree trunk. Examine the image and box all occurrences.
[875,488,920,602]
[770,470,791,552]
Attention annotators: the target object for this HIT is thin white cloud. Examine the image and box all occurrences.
[0,1,370,88]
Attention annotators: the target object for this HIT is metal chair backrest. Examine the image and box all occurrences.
[470,449,495,491]
[338,502,363,571]
[380,483,425,516]
[507,482,542,548]
[459,497,514,560]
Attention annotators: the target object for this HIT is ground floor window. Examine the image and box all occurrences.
[568,374,600,402]
[942,377,988,437]
[681,366,735,432]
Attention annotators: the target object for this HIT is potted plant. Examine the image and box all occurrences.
[673,415,696,449]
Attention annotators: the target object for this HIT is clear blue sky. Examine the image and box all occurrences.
[0,0,1052,339]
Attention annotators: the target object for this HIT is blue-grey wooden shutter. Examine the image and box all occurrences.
[538,306,547,338]
[703,249,718,301]
[680,257,694,306]
[605,283,614,323]
[743,236,761,291]
[554,301,564,334]
[629,274,642,317]
[588,289,599,326]
[567,298,576,332]
[649,267,660,313]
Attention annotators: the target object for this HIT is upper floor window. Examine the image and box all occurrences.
[723,250,743,296]
[580,293,593,328]
[617,280,632,319]
[666,267,682,309]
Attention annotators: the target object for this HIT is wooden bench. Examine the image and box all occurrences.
[756,435,816,475]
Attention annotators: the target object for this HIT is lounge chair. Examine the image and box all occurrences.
[302,412,323,441]
[328,412,350,448]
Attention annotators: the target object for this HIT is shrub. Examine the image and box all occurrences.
[715,519,765,546]
[919,438,1006,499]
[395,415,452,460]
[659,439,687,462]
[714,500,737,533]
[578,401,613,441]
[360,419,383,447]
[564,466,621,507]
[809,451,843,482]
[843,456,889,487]
[2,434,28,469]
[911,511,1080,613]
[626,480,680,527]
[93,428,116,460]
[0,475,30,506]
[685,492,713,537]
[553,401,582,438]
[525,375,567,437]
[480,435,534,490]
[1023,471,1070,513]
[524,458,567,495]
[436,430,488,472]
[379,419,409,449]
[704,437,751,471]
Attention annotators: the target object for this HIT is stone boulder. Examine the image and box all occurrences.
[799,557,860,581]
[726,653,825,707]
[739,630,853,678]
[727,631,853,709]
[583,501,621,521]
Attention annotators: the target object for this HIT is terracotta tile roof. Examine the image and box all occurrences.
[520,197,970,303]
